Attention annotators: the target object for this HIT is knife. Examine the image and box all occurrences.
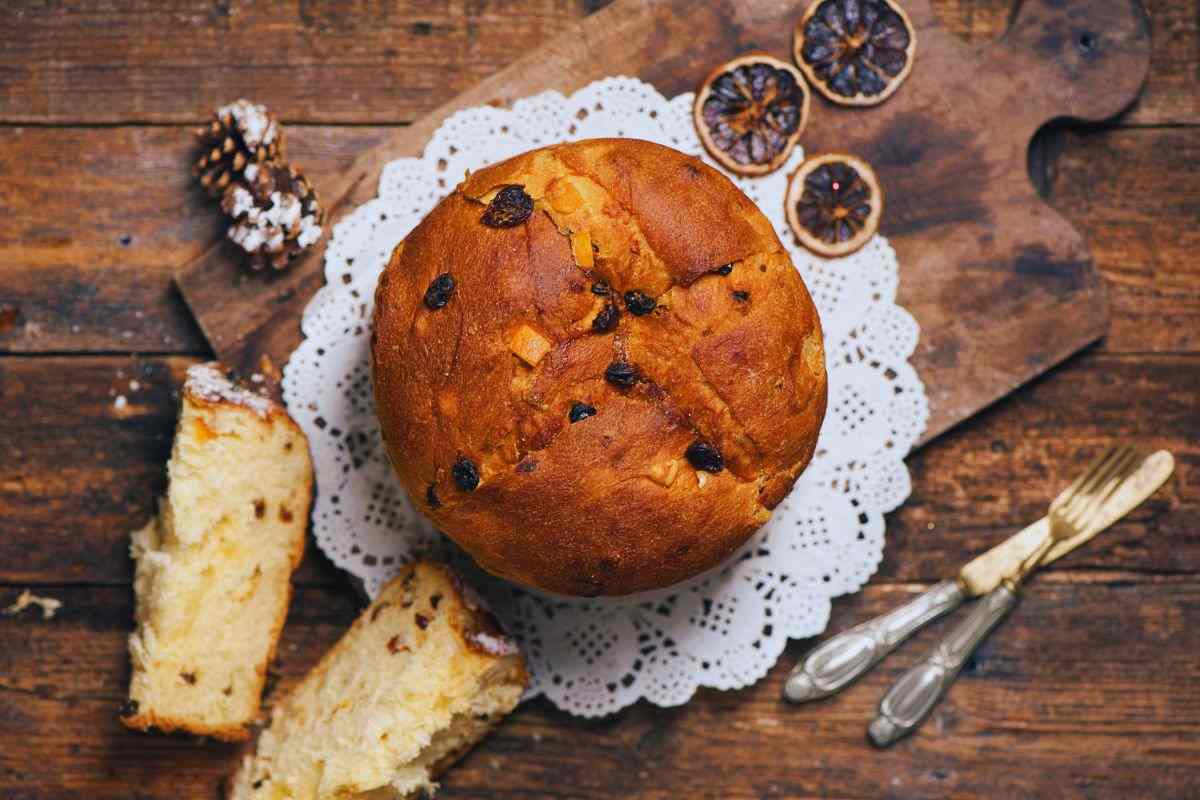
[783,450,1175,704]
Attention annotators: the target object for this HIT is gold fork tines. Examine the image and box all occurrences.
[1009,445,1143,586]
[1058,446,1141,528]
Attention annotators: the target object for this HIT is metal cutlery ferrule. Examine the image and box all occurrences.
[784,579,965,703]
[869,584,1019,746]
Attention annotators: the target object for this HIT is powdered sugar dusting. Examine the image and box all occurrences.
[465,628,520,657]
[185,362,275,418]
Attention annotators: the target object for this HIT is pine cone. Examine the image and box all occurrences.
[221,162,324,271]
[193,99,285,197]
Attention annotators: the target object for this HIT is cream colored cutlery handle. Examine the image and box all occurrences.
[783,579,966,703]
[868,585,1019,747]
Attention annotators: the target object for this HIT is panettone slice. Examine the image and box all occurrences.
[122,363,312,741]
[228,562,528,800]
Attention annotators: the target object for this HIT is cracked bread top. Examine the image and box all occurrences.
[371,138,827,596]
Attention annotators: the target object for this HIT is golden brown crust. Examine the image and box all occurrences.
[372,139,826,596]
[122,708,252,742]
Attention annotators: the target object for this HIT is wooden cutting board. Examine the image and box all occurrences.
[176,0,1149,445]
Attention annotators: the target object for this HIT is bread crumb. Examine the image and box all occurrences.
[4,589,62,620]
[114,395,128,410]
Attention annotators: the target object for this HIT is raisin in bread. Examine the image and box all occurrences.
[228,562,527,799]
[372,138,827,596]
[122,363,312,741]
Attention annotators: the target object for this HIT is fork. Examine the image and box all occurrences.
[867,444,1143,747]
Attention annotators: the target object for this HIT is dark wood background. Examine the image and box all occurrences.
[1,1,1197,798]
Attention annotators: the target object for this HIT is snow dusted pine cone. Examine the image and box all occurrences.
[193,99,285,198]
[220,162,323,271]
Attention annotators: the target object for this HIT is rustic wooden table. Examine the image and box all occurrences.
[1,1,1197,798]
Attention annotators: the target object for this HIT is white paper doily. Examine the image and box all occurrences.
[283,76,928,717]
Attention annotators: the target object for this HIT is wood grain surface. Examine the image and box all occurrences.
[174,0,1149,445]
[0,1,602,125]
[1,1,1198,798]
[3,352,1195,587]
[3,127,1198,354]
[4,579,1199,798]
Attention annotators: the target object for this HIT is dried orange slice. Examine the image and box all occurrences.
[793,0,916,106]
[785,153,882,257]
[694,53,810,176]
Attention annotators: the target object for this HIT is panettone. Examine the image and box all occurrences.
[228,562,526,799]
[123,363,312,740]
[372,138,826,596]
